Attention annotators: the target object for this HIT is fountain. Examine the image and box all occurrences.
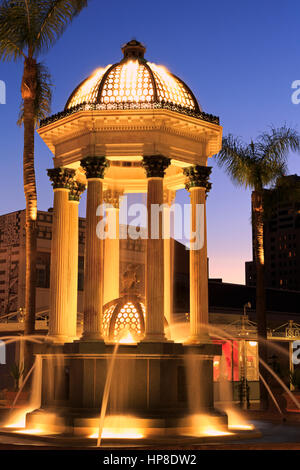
[0,326,264,446]
[1,326,299,446]
[0,40,274,446]
[3,322,300,446]
[23,334,227,440]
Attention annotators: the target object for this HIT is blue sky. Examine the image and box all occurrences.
[0,0,300,284]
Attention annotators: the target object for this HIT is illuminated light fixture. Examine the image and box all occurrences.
[228,424,254,431]
[14,429,46,435]
[201,428,233,437]
[119,330,137,344]
[4,410,29,428]
[65,41,199,112]
[88,429,144,439]
[102,295,145,343]
[249,341,257,347]
[186,414,233,437]
[5,420,26,428]
[88,415,144,439]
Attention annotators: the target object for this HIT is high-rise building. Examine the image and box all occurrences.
[246,174,300,290]
[0,209,83,317]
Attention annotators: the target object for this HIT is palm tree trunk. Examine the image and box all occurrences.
[21,58,37,372]
[252,190,268,410]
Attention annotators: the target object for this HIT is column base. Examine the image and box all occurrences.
[47,334,73,345]
[184,342,222,356]
[186,334,211,345]
[142,333,168,343]
[64,340,106,354]
[80,332,104,342]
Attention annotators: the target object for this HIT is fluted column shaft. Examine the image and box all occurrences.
[184,165,212,343]
[163,190,175,327]
[48,168,75,343]
[81,157,109,341]
[142,156,171,342]
[103,189,122,305]
[67,182,86,340]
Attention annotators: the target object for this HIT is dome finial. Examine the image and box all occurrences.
[121,39,146,60]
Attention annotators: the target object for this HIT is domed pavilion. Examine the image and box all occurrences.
[30,40,224,436]
[39,39,222,346]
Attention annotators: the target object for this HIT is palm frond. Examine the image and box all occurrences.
[254,156,286,189]
[216,126,300,192]
[257,125,300,165]
[0,36,25,60]
[18,61,52,126]
[0,0,42,58]
[0,0,29,60]
[33,0,88,53]
[215,135,256,189]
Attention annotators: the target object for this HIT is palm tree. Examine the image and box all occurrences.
[0,0,88,368]
[215,125,300,409]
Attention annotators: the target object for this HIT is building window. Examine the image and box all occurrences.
[36,252,50,288]
[36,268,48,288]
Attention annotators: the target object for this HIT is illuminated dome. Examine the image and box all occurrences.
[102,295,146,343]
[65,40,200,112]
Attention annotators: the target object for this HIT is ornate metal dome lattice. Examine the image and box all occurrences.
[102,294,146,343]
[65,40,200,112]
[40,40,220,127]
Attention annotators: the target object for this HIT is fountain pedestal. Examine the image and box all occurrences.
[26,341,227,437]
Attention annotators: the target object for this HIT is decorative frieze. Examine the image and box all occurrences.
[142,155,171,178]
[184,165,212,193]
[47,167,76,190]
[80,156,109,179]
[40,102,220,128]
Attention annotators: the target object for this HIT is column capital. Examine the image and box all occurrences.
[103,188,124,209]
[69,181,86,202]
[142,155,171,178]
[47,167,76,190]
[163,189,176,206]
[80,156,110,179]
[184,165,212,193]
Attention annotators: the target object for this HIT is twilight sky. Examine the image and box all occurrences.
[0,0,299,284]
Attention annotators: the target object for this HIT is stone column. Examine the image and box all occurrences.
[103,189,123,305]
[184,165,212,343]
[67,181,86,340]
[163,189,175,327]
[142,156,171,342]
[47,167,75,343]
[80,157,109,341]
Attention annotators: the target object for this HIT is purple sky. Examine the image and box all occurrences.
[0,0,299,284]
